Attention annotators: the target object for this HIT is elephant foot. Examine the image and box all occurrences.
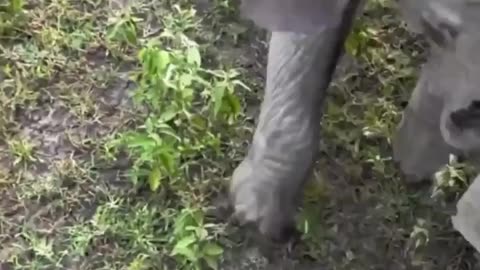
[392,111,451,183]
[228,159,300,243]
[391,73,455,183]
[226,0,366,244]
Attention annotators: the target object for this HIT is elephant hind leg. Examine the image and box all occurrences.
[392,61,460,182]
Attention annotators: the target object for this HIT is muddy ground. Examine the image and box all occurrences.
[0,0,478,269]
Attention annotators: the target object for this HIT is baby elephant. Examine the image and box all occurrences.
[230,0,480,243]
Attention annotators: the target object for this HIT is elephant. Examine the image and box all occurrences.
[229,0,480,243]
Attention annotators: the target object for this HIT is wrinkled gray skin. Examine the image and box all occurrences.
[230,0,480,242]
[230,0,365,243]
[394,0,480,176]
[229,31,336,241]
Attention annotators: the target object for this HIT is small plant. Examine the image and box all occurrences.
[0,0,25,35]
[106,10,140,49]
[0,0,24,14]
[161,4,200,35]
[7,137,36,166]
[115,32,246,191]
[432,154,474,200]
[170,208,224,270]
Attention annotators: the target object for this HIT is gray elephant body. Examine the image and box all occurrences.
[394,0,480,174]
[231,0,480,241]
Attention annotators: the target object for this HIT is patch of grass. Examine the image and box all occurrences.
[296,0,477,268]
[1,0,251,269]
[7,136,37,166]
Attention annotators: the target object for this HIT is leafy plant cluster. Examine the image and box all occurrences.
[0,0,25,35]
[104,4,249,269]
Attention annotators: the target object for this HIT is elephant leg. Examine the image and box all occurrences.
[240,0,352,34]
[392,69,458,182]
[392,0,467,181]
[229,1,363,243]
[439,47,480,169]
[240,0,366,34]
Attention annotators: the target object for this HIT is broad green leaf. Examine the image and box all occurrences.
[194,227,208,239]
[148,166,162,191]
[138,48,147,62]
[203,242,223,256]
[171,235,198,261]
[345,32,360,56]
[10,0,24,13]
[159,152,176,174]
[225,92,241,116]
[192,209,204,225]
[148,133,162,145]
[186,47,201,66]
[158,127,182,141]
[191,115,207,130]
[144,117,155,134]
[213,86,225,117]
[124,134,156,149]
[185,225,199,232]
[173,235,197,250]
[182,88,193,101]
[127,254,147,270]
[174,210,196,235]
[125,30,137,45]
[106,19,126,42]
[139,149,154,162]
[179,74,193,88]
[204,256,219,270]
[125,23,137,45]
[173,246,197,263]
[155,50,170,72]
[159,107,178,123]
